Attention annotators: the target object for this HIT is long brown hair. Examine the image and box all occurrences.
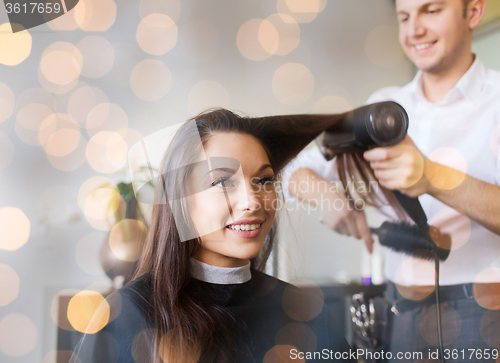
[132,108,387,362]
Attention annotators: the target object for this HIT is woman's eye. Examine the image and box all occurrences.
[428,8,440,14]
[212,178,235,188]
[260,177,274,185]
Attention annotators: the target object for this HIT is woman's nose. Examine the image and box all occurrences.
[235,182,262,212]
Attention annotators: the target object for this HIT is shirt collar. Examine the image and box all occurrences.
[409,55,486,105]
[189,257,252,284]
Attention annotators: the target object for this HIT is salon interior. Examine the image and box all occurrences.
[0,0,499,362]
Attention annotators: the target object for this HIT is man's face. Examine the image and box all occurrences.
[396,0,470,74]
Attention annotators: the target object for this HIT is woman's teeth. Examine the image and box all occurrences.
[227,224,261,231]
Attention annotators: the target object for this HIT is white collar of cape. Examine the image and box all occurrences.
[189,257,252,284]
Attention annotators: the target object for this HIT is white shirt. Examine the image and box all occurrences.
[282,57,500,286]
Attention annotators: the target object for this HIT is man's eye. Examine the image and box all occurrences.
[428,8,441,14]
[212,178,235,188]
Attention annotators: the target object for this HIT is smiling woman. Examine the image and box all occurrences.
[69,109,356,363]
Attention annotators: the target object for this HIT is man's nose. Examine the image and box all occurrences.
[408,16,426,38]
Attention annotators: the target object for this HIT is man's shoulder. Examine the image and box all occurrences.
[484,67,500,91]
[367,84,411,104]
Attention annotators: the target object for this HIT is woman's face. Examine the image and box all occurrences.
[187,132,277,267]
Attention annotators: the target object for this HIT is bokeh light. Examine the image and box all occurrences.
[277,0,327,24]
[282,280,324,321]
[67,290,110,333]
[491,124,500,160]
[0,82,15,123]
[39,185,79,228]
[40,42,83,86]
[425,147,467,190]
[76,232,107,275]
[137,14,178,55]
[109,219,148,262]
[43,350,79,363]
[76,36,115,78]
[14,88,54,145]
[0,314,37,356]
[473,267,500,310]
[68,86,109,125]
[428,207,471,250]
[257,19,279,55]
[83,186,125,231]
[179,21,220,63]
[365,26,404,68]
[139,0,181,22]
[50,288,80,331]
[312,95,351,114]
[86,102,128,137]
[260,14,300,56]
[480,310,500,348]
[15,103,52,146]
[78,176,115,211]
[74,0,117,32]
[47,136,88,171]
[159,328,201,363]
[419,304,461,346]
[47,6,80,31]
[132,328,157,363]
[0,207,30,251]
[39,113,81,157]
[15,87,55,112]
[263,345,303,363]
[0,23,32,66]
[130,60,172,101]
[237,19,273,61]
[275,322,317,353]
[0,131,14,172]
[0,264,20,307]
[272,63,314,105]
[187,80,230,116]
[394,258,435,300]
[86,131,128,174]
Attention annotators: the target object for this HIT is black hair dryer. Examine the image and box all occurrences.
[317,101,450,260]
[316,101,409,160]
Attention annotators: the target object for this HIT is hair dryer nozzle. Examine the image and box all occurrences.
[318,101,409,160]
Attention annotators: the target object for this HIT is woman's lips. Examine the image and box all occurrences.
[225,222,264,238]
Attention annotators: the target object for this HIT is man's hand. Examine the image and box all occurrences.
[290,168,375,253]
[363,135,429,198]
[319,190,375,253]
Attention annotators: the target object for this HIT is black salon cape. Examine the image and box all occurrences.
[70,269,355,363]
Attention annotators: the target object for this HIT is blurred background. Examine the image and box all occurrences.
[0,0,499,361]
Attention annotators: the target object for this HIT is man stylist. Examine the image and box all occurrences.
[283,0,500,360]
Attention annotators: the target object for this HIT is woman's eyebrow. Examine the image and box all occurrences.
[258,164,273,173]
[206,167,237,176]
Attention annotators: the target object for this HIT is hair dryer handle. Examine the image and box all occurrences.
[392,190,428,228]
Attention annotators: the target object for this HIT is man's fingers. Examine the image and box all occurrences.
[355,211,374,254]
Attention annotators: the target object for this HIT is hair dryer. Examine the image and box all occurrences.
[316,101,450,261]
[315,101,409,160]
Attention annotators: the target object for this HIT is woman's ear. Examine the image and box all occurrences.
[468,0,486,30]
